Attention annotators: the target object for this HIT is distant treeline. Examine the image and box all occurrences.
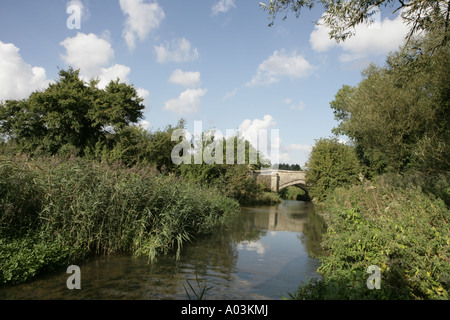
[272,163,301,171]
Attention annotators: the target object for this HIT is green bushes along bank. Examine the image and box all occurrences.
[290,178,449,300]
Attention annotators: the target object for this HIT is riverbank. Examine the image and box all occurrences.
[0,154,240,285]
[289,177,449,300]
[0,201,324,300]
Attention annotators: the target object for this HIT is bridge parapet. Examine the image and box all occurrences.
[253,170,307,192]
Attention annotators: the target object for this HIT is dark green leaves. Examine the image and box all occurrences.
[0,68,144,157]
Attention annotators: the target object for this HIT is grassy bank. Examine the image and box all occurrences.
[289,178,449,300]
[0,154,239,285]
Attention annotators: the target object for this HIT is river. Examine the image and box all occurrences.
[0,200,326,300]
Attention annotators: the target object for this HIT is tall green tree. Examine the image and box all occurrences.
[305,137,361,201]
[331,33,450,174]
[0,68,145,157]
[146,120,187,172]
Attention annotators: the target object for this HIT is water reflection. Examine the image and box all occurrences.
[0,200,326,300]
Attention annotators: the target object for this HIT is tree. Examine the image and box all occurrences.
[305,137,361,201]
[330,32,450,174]
[0,68,145,157]
[260,0,450,45]
[146,120,187,172]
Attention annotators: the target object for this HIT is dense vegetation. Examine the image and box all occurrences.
[264,1,450,300]
[0,68,277,285]
[290,179,449,299]
[0,152,239,285]
[305,137,362,202]
[1,0,448,300]
[292,38,450,300]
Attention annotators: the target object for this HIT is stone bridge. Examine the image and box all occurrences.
[252,169,308,193]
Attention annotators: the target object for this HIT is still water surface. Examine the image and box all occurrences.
[0,200,326,300]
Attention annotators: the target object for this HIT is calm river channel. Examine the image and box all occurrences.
[0,200,327,300]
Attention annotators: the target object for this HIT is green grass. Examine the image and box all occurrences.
[0,154,239,285]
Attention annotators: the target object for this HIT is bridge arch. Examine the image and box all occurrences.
[253,170,308,193]
[278,181,308,192]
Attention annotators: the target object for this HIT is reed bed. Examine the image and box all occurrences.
[0,154,239,284]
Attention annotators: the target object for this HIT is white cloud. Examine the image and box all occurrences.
[136,88,150,107]
[0,41,51,101]
[120,0,165,50]
[238,115,277,163]
[163,88,207,114]
[138,119,151,131]
[247,50,313,86]
[238,115,277,146]
[60,32,114,79]
[169,69,201,87]
[222,87,239,101]
[237,115,311,166]
[237,240,266,255]
[212,0,236,16]
[291,101,305,110]
[96,64,131,89]
[136,87,150,100]
[310,12,409,62]
[284,98,305,110]
[154,38,199,63]
[60,32,132,89]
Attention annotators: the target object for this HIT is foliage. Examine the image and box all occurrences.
[290,180,450,300]
[87,119,187,169]
[0,68,144,158]
[305,137,362,201]
[331,32,450,174]
[178,132,278,205]
[0,236,83,285]
[279,186,309,201]
[260,0,450,44]
[272,163,301,171]
[0,153,239,285]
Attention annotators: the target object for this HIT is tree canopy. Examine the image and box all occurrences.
[330,31,450,174]
[305,137,361,201]
[260,0,450,45]
[0,68,145,158]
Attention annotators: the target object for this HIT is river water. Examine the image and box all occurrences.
[0,200,326,300]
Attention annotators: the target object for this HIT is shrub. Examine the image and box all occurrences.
[291,180,450,300]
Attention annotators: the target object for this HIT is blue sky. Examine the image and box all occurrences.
[0,0,409,166]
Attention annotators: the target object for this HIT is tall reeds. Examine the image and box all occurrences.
[0,154,239,284]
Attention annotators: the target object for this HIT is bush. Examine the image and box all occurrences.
[0,236,83,285]
[291,180,450,300]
